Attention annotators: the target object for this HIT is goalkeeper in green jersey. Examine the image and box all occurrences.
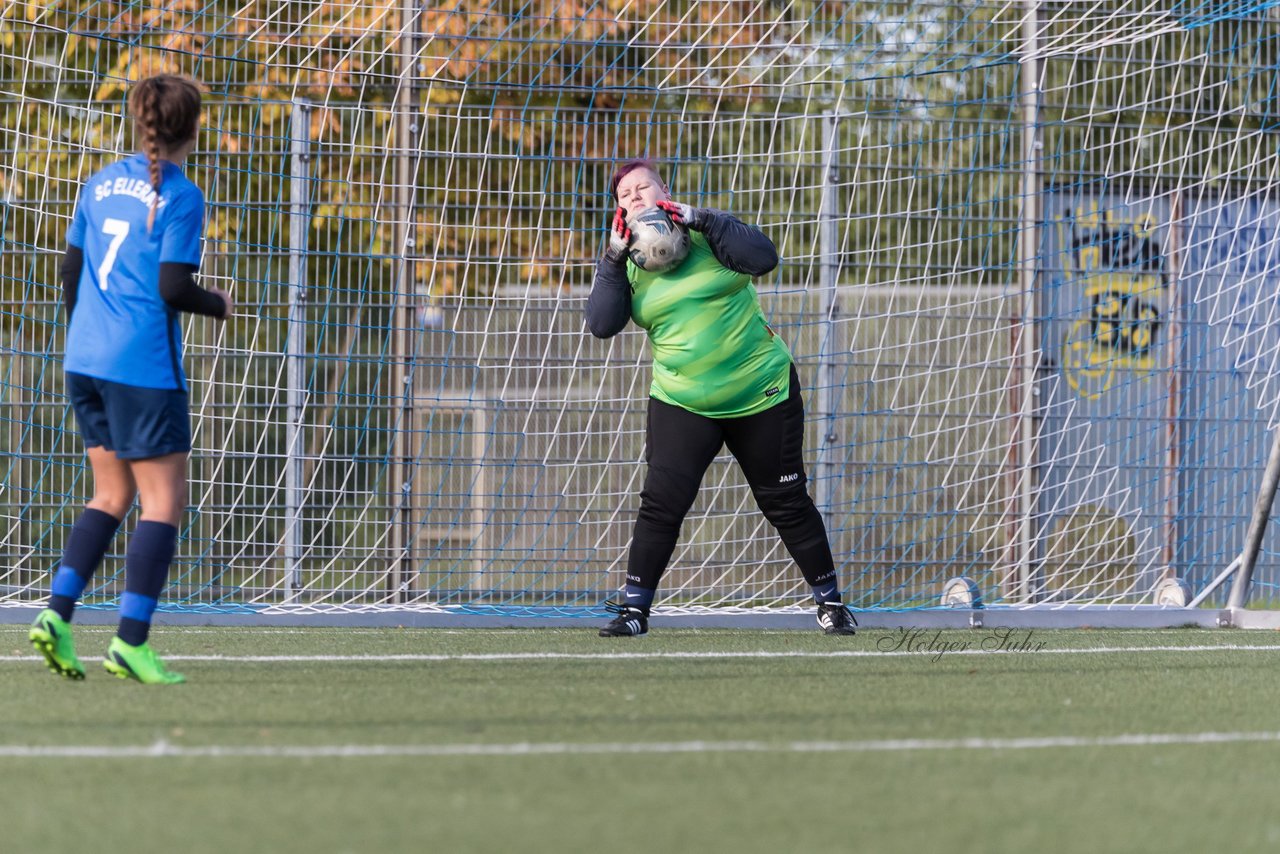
[585,159,857,637]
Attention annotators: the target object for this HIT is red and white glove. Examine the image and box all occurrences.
[656,199,704,230]
[604,205,631,264]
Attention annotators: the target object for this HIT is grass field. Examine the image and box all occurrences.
[4,623,1280,853]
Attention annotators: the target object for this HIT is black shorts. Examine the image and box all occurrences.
[645,363,806,492]
[66,372,191,460]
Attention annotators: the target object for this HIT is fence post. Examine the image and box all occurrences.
[815,112,841,535]
[389,0,421,602]
[285,98,312,597]
[1010,0,1043,602]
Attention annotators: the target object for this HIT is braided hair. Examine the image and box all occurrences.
[127,74,202,231]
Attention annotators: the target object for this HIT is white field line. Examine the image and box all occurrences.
[0,627,578,636]
[3,644,1280,663]
[0,627,1232,636]
[4,731,1280,759]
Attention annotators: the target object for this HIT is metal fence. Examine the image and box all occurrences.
[2,7,1280,612]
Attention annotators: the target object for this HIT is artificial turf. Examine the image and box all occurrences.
[3,625,1279,853]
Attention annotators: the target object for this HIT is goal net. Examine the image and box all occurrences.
[3,0,1280,616]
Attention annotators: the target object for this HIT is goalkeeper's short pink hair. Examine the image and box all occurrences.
[609,159,661,202]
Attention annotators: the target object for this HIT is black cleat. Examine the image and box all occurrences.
[817,602,857,635]
[599,601,649,637]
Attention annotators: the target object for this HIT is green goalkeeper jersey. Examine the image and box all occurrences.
[628,231,792,418]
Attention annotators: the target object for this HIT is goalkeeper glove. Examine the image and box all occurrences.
[604,205,631,265]
[656,199,705,231]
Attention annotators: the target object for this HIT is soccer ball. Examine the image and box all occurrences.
[627,207,690,273]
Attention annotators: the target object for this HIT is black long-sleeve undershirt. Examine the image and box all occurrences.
[61,245,83,320]
[159,262,226,317]
[585,255,632,340]
[61,244,226,320]
[585,209,779,340]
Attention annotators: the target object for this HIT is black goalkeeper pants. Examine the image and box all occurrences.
[626,364,838,592]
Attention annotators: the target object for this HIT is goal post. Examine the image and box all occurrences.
[2,1,1280,625]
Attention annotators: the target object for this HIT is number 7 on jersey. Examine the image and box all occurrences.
[97,218,130,291]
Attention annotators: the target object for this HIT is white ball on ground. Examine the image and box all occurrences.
[626,207,690,273]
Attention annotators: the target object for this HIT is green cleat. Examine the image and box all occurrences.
[103,637,186,685]
[29,609,86,680]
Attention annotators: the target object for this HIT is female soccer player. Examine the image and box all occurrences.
[586,160,857,637]
[28,74,232,683]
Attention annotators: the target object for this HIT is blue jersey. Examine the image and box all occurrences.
[65,153,205,390]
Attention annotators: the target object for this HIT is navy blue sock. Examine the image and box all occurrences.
[117,597,158,647]
[116,521,177,646]
[48,508,122,621]
[811,579,841,605]
[623,582,656,613]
